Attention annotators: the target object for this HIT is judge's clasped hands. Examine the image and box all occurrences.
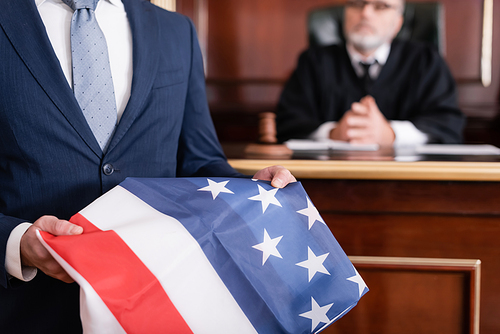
[330,95,395,146]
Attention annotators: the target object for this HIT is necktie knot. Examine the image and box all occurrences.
[62,0,99,11]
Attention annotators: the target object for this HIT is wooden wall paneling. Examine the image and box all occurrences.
[150,0,176,11]
[175,0,500,143]
[323,213,498,333]
[175,0,208,64]
[182,0,495,83]
[177,0,348,141]
[321,256,481,334]
[452,0,500,118]
[301,179,500,215]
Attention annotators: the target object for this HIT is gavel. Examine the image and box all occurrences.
[244,112,293,157]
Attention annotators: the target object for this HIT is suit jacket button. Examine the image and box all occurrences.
[103,163,114,176]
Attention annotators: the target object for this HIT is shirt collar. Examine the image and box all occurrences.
[346,42,391,66]
[346,42,391,79]
[106,0,123,7]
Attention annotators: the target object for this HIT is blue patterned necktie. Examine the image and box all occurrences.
[62,0,117,152]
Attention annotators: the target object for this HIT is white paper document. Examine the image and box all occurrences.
[414,144,500,155]
[285,139,379,151]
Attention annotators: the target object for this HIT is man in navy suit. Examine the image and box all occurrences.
[0,0,295,332]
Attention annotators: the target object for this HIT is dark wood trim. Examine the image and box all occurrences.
[349,256,481,334]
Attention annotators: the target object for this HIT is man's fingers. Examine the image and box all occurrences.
[350,102,369,115]
[346,128,369,140]
[360,95,375,107]
[253,165,296,188]
[349,137,373,145]
[41,261,74,283]
[345,114,370,128]
[270,166,296,188]
[20,216,79,283]
[345,96,394,145]
[360,95,382,116]
[34,216,83,236]
[362,95,376,105]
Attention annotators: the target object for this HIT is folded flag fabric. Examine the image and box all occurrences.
[37,177,368,334]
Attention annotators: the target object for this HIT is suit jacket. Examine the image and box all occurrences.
[276,40,466,143]
[0,0,239,332]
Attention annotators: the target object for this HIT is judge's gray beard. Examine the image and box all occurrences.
[346,33,385,53]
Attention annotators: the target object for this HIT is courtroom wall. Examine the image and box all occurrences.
[174,0,500,144]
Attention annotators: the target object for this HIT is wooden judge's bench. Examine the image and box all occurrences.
[225,144,500,334]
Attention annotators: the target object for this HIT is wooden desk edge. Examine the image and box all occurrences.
[228,159,500,181]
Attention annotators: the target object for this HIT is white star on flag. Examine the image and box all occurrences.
[296,247,330,282]
[252,229,283,265]
[248,185,282,213]
[197,179,234,200]
[299,297,334,332]
[296,197,325,230]
[347,267,368,297]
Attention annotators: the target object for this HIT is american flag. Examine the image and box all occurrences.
[38,177,367,334]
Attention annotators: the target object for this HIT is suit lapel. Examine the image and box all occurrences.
[1,0,174,156]
[0,0,103,157]
[106,0,161,153]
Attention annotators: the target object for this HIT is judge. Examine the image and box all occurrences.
[276,0,465,146]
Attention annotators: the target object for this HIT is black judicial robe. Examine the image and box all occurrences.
[276,40,465,143]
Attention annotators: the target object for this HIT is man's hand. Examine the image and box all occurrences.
[330,95,395,146]
[21,216,83,283]
[253,165,297,188]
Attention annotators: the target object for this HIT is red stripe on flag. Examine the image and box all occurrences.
[40,213,193,334]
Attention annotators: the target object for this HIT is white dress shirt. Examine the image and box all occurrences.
[347,42,390,80]
[5,0,133,281]
[309,42,429,146]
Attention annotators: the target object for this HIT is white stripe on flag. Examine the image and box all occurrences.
[78,186,258,334]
